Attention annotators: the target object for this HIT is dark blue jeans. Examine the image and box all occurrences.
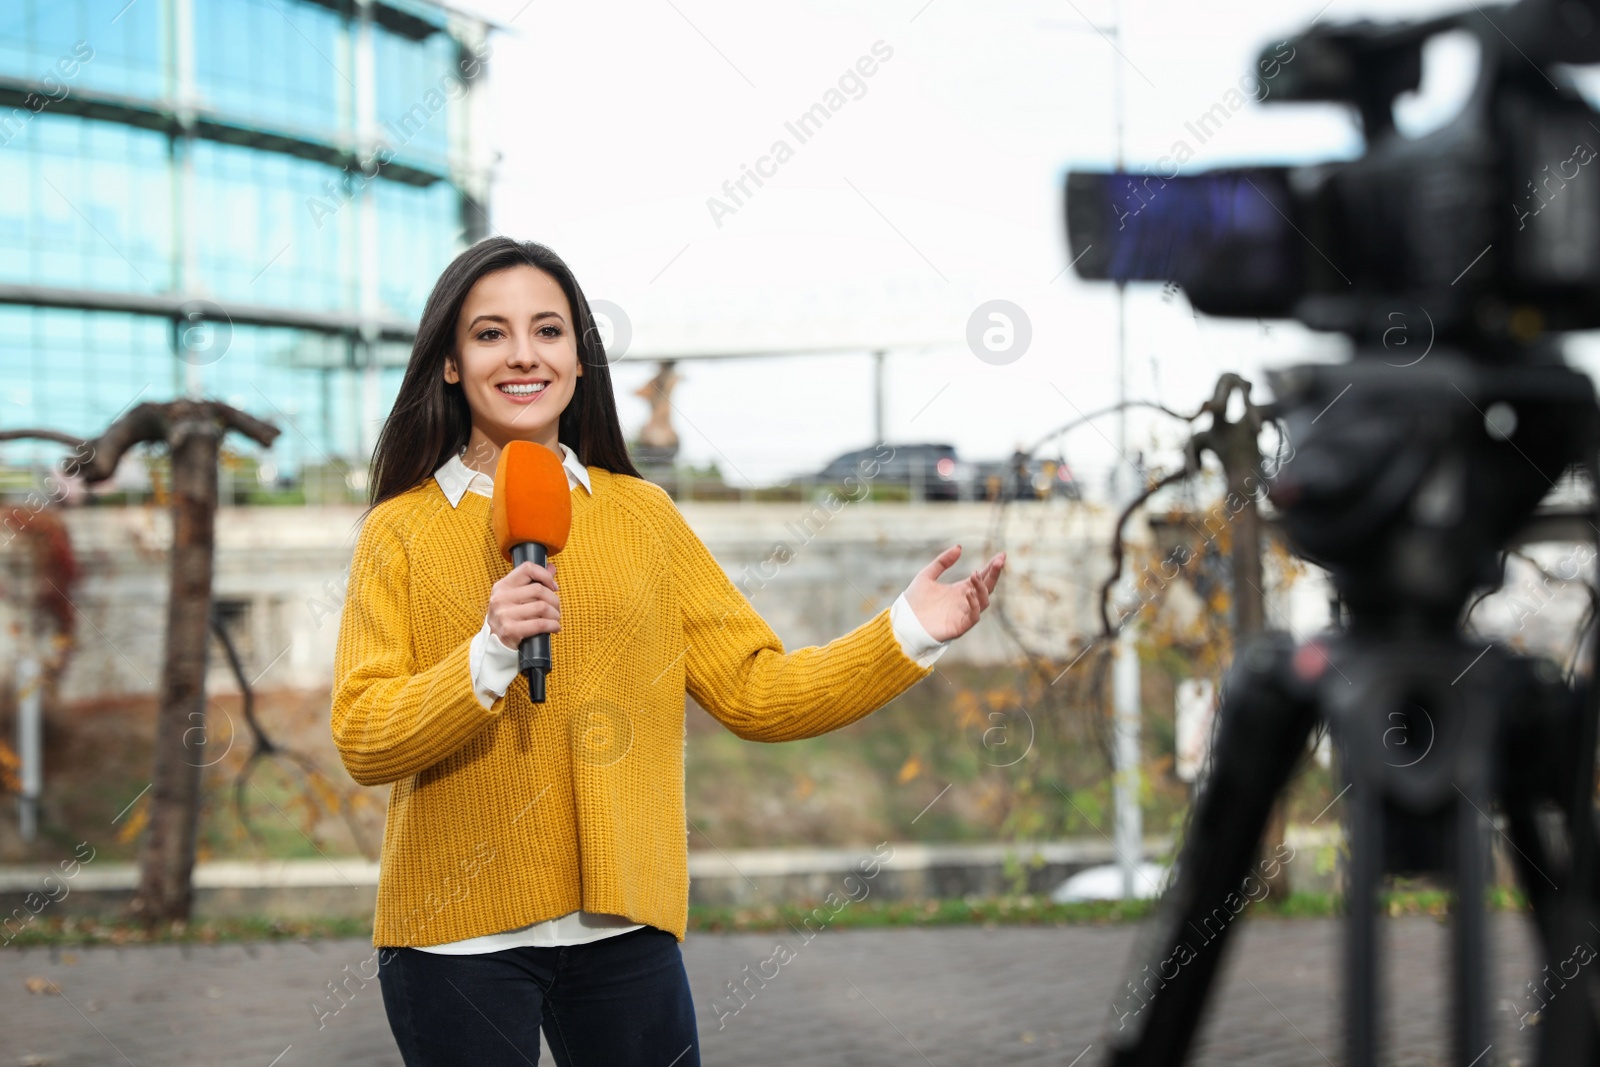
[377,925,700,1066]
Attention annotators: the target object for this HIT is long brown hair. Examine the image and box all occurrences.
[365,237,643,513]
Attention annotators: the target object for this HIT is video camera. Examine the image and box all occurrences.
[1068,0,1600,350]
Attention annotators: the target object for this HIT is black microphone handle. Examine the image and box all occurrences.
[511,541,552,703]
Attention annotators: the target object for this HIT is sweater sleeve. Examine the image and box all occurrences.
[891,590,949,667]
[330,508,503,786]
[659,494,935,742]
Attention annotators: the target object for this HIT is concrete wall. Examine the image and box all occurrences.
[2,498,1124,702]
[0,838,1180,922]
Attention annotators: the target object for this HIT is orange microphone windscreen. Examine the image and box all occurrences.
[492,440,573,562]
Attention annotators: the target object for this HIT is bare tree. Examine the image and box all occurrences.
[1187,375,1295,895]
[2,400,280,923]
[992,374,1296,891]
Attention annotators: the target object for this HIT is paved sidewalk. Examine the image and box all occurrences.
[1,915,1540,1066]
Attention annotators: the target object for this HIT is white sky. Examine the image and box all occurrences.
[463,0,1594,490]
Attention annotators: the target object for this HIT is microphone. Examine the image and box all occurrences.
[490,441,572,703]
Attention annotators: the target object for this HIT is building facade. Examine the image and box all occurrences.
[0,0,493,490]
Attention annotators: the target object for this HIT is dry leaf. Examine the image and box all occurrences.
[896,756,922,784]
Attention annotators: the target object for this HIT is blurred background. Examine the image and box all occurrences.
[0,0,1594,1063]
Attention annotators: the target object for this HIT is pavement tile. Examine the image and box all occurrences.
[0,914,1542,1065]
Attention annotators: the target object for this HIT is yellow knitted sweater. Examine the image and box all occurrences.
[331,465,936,946]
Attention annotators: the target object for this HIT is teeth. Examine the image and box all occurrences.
[499,382,547,395]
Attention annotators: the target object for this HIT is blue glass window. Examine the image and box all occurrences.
[0,0,163,101]
[193,0,349,143]
[375,178,458,320]
[191,140,355,312]
[0,115,172,293]
[374,26,456,169]
[0,308,174,463]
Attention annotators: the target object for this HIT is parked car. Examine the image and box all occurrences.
[972,453,1082,501]
[813,442,976,501]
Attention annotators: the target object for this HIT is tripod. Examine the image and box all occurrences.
[1106,351,1600,1066]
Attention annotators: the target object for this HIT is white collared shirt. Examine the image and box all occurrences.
[417,440,947,953]
[433,440,592,507]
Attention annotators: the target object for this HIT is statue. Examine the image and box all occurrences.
[631,361,680,465]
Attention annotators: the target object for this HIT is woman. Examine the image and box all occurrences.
[331,236,1005,1066]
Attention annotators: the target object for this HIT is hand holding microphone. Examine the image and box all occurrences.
[489,441,573,703]
[486,559,560,691]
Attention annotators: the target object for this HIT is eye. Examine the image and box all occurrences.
[537,324,562,338]
[476,327,504,341]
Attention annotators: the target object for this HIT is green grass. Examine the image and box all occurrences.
[691,895,1158,933]
[1,915,372,948]
[0,889,1533,948]
[686,885,1531,933]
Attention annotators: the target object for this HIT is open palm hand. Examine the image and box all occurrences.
[903,545,1006,643]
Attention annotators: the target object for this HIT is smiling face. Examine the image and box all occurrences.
[443,264,584,471]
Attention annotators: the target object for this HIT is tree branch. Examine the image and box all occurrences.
[1098,466,1197,636]
[214,403,283,452]
[1026,398,1202,459]
[1,401,285,484]
[0,429,85,447]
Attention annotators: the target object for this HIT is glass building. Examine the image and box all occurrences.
[0,0,493,491]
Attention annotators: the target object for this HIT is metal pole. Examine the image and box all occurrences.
[1111,0,1128,501]
[17,655,40,842]
[1106,0,1143,902]
[873,349,886,446]
[1041,0,1141,898]
[1113,623,1142,897]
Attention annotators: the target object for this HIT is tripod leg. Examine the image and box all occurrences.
[1508,669,1600,1065]
[1105,634,1317,1066]
[1453,787,1491,1066]
[1344,772,1381,1067]
[1503,785,1600,1064]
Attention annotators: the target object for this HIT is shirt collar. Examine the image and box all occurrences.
[433,441,592,508]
